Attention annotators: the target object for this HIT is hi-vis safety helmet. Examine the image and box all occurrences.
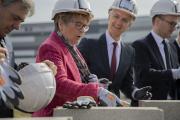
[109,0,138,19]
[51,0,93,20]
[150,0,180,17]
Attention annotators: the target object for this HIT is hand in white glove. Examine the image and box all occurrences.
[88,74,98,83]
[172,67,180,80]
[98,87,130,107]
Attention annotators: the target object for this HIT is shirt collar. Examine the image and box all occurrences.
[105,30,121,46]
[151,30,166,46]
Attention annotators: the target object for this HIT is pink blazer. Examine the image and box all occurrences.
[32,32,99,117]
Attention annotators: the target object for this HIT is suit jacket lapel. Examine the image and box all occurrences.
[174,41,180,60]
[52,32,81,82]
[98,34,111,73]
[147,33,165,69]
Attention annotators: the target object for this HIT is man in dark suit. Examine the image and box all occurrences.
[0,0,35,117]
[132,0,180,100]
[0,0,57,117]
[170,31,180,99]
[78,0,152,104]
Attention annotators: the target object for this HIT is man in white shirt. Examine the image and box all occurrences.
[78,0,152,106]
[132,0,180,100]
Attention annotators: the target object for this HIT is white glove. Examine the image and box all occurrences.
[172,67,180,80]
[88,74,98,83]
[98,87,129,107]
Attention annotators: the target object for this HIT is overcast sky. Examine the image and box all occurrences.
[25,0,159,23]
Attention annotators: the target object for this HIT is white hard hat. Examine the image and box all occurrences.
[16,63,56,113]
[52,0,93,20]
[109,0,138,19]
[151,0,180,17]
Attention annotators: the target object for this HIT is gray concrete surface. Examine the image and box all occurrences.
[0,117,72,120]
[139,100,180,120]
[53,107,164,120]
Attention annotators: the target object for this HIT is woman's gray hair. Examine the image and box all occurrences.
[1,0,35,16]
[54,12,91,32]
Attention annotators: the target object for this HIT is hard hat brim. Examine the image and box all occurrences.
[52,9,94,20]
[151,12,180,17]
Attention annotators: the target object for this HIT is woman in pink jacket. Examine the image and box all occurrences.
[32,0,126,117]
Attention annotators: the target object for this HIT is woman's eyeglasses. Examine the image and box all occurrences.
[71,21,89,32]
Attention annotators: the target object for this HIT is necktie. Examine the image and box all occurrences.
[162,40,170,69]
[110,42,117,81]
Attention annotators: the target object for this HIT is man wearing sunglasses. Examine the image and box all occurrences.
[78,0,152,106]
[132,0,180,100]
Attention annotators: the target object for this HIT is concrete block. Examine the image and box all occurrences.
[139,100,180,120]
[0,117,72,120]
[53,107,164,120]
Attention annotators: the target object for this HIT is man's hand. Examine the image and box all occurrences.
[172,67,180,80]
[132,86,152,100]
[42,60,57,76]
[99,78,112,89]
[88,74,111,89]
[0,62,24,109]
